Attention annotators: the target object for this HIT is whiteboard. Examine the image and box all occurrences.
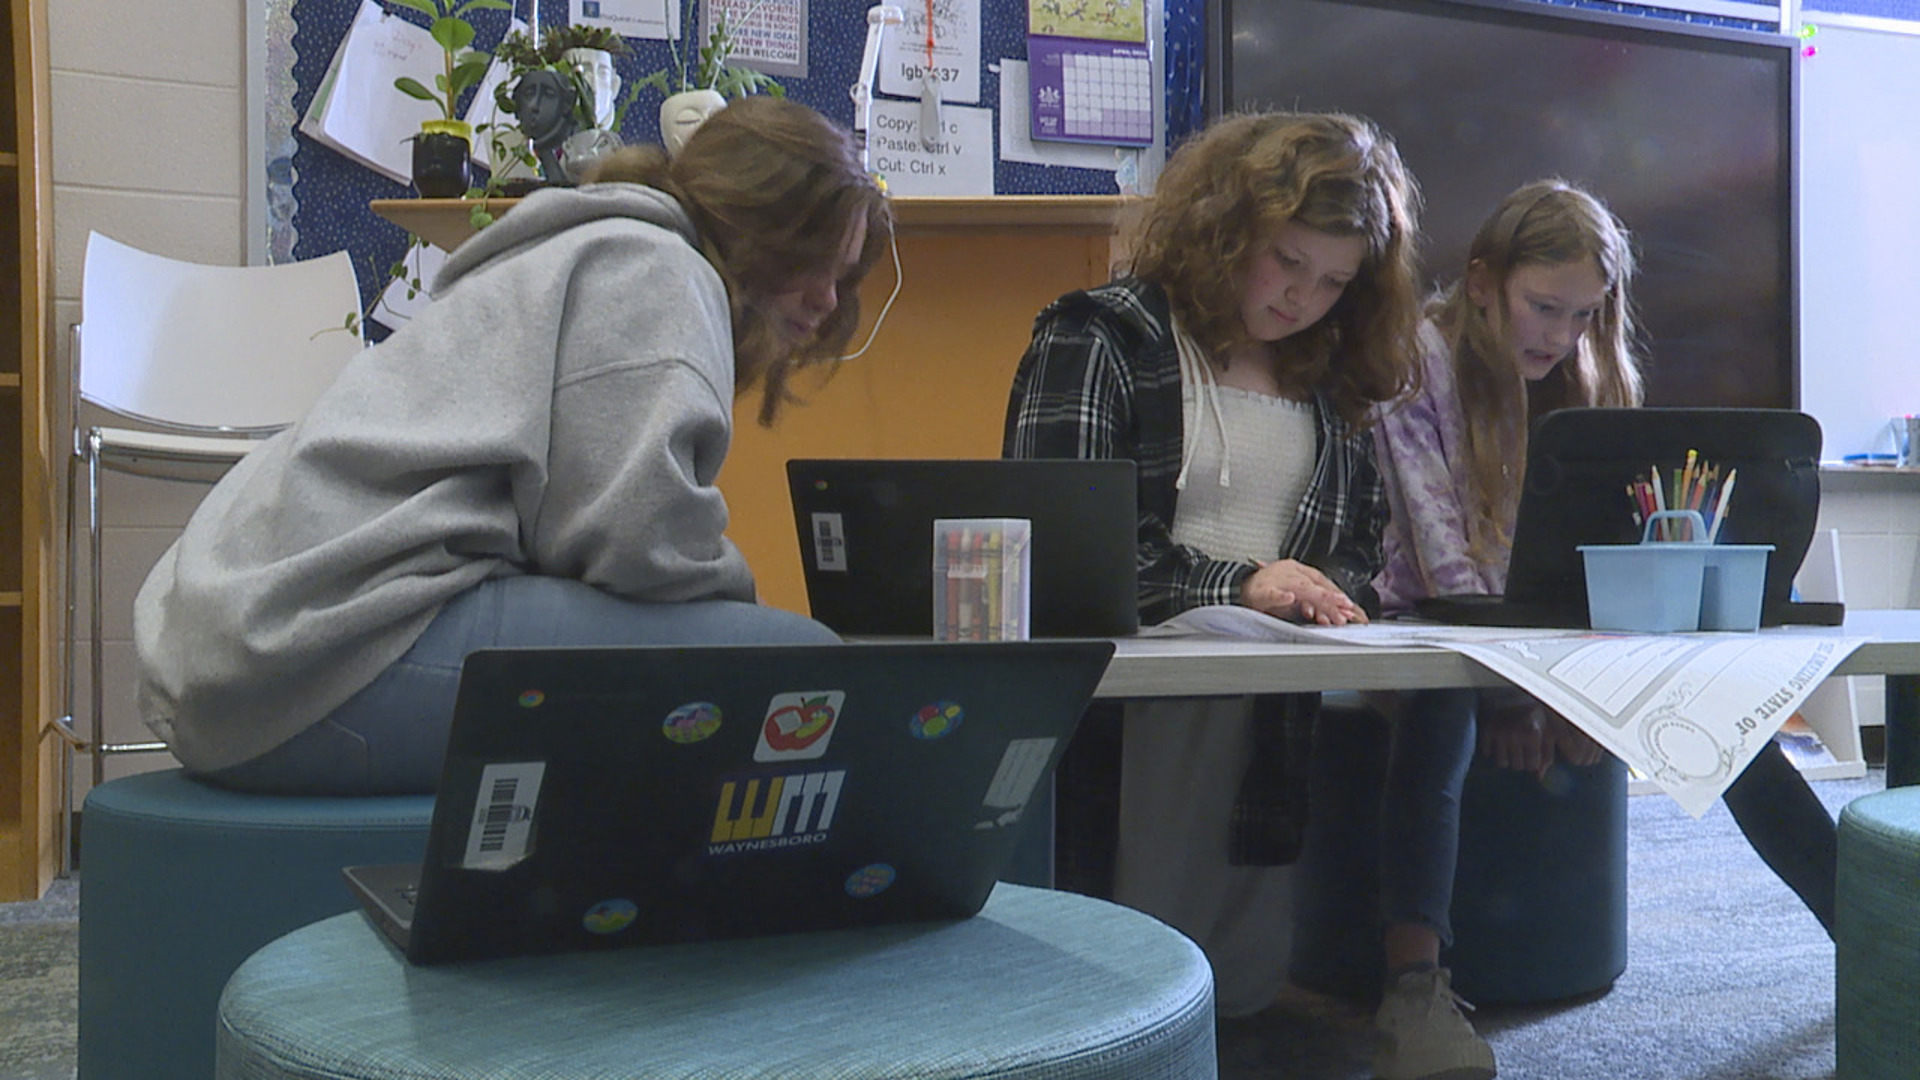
[1799,20,1920,457]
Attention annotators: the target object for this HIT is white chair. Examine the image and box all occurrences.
[58,232,365,811]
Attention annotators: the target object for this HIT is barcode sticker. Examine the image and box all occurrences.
[811,512,848,572]
[462,762,545,870]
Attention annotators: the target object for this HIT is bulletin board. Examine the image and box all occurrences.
[260,0,1206,325]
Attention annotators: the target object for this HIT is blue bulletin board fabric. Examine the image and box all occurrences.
[1802,0,1920,18]
[278,0,1140,325]
[1548,0,1779,31]
[1164,0,1205,148]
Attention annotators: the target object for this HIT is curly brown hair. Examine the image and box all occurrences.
[587,97,893,425]
[1429,178,1644,561]
[1124,111,1423,426]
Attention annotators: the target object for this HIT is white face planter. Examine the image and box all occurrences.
[563,47,623,130]
[660,89,728,157]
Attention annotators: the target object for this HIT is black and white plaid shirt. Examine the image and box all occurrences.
[1003,277,1387,626]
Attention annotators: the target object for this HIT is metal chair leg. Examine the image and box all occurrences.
[56,435,87,876]
[88,432,105,792]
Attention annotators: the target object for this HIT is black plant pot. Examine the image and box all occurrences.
[411,128,472,198]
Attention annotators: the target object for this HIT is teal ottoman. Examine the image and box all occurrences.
[79,769,435,1080]
[1289,698,1629,1006]
[1836,785,1920,1080]
[216,882,1218,1080]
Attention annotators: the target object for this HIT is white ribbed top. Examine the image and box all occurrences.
[1170,384,1315,561]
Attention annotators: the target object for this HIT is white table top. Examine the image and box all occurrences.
[1095,609,1920,700]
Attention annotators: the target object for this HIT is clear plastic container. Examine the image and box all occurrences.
[933,518,1031,641]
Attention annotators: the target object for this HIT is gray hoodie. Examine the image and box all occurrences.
[134,183,755,772]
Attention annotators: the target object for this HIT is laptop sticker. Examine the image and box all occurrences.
[845,863,897,898]
[910,700,964,740]
[810,512,848,572]
[462,761,545,870]
[753,691,845,762]
[662,701,723,745]
[709,768,847,854]
[975,737,1058,829]
[518,689,546,708]
[582,898,638,935]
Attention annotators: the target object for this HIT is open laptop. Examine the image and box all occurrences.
[343,638,1115,965]
[786,459,1140,637]
[1418,407,1836,629]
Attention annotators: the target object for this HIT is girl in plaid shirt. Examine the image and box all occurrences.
[1006,112,1497,1079]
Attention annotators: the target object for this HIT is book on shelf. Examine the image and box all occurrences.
[1773,712,1840,772]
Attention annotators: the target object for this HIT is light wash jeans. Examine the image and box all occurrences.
[200,576,839,795]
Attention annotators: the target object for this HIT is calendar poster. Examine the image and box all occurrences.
[1026,37,1152,147]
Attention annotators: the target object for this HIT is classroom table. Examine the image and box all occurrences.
[1091,608,1920,786]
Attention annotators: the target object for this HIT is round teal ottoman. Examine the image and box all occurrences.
[216,882,1218,1080]
[1836,786,1920,1080]
[79,769,435,1080]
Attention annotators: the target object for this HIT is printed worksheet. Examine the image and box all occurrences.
[1146,605,1864,817]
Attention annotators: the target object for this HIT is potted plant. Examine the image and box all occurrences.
[495,24,636,134]
[492,24,642,185]
[636,5,785,156]
[392,0,511,197]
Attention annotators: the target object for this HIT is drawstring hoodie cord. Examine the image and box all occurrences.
[1173,318,1234,492]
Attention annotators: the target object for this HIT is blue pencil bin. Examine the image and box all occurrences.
[1578,510,1772,632]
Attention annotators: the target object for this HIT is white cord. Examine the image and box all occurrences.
[839,221,903,362]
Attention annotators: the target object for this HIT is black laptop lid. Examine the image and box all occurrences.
[786,459,1140,637]
[1466,407,1823,627]
[400,639,1114,964]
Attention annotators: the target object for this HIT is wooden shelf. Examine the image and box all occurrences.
[2,0,57,902]
[371,194,1131,252]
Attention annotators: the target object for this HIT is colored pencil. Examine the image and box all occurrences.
[1708,468,1737,542]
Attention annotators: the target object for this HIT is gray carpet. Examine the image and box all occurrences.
[0,877,77,1080]
[1220,769,1883,1080]
[0,773,1883,1080]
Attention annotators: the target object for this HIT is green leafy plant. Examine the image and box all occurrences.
[634,8,785,101]
[390,0,512,123]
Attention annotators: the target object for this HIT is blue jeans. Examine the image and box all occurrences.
[1287,688,1477,1000]
[200,576,840,795]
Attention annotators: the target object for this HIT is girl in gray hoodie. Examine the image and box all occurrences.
[134,98,892,794]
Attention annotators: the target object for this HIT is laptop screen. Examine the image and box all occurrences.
[786,459,1140,637]
[1503,407,1822,626]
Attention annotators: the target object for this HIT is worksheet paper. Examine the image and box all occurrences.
[1145,606,1865,818]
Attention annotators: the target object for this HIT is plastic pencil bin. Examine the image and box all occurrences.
[1578,511,1711,632]
[1699,544,1773,631]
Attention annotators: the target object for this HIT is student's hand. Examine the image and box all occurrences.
[1240,559,1369,626]
[1545,712,1606,767]
[1478,694,1556,776]
[1479,694,1608,776]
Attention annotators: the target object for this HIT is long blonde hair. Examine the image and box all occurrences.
[1431,178,1644,559]
[1124,111,1424,426]
[588,97,893,425]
